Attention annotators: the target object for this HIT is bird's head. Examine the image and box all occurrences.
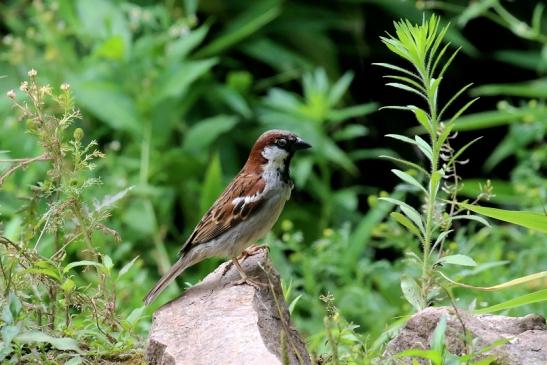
[245,130,311,177]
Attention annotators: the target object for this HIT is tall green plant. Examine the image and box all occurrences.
[375,15,547,310]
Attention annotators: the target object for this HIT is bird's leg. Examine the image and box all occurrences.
[238,243,270,261]
[231,257,265,289]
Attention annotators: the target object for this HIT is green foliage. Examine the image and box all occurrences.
[0,1,546,364]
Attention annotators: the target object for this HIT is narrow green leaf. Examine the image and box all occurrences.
[409,106,432,135]
[475,289,547,314]
[447,137,482,166]
[63,260,103,274]
[386,133,415,145]
[390,212,422,239]
[414,135,433,161]
[451,214,491,228]
[429,169,444,199]
[392,169,427,194]
[438,254,477,267]
[195,0,280,57]
[439,271,547,291]
[118,256,139,277]
[328,71,354,105]
[386,82,427,100]
[372,62,421,80]
[380,155,429,176]
[447,97,479,126]
[381,197,425,234]
[383,75,426,94]
[429,316,446,353]
[458,203,547,233]
[438,83,474,121]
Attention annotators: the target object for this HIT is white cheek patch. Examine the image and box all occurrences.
[261,146,289,170]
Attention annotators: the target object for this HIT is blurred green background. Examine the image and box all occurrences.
[0,0,545,360]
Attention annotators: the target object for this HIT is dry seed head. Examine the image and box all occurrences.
[60,82,70,91]
[19,81,29,91]
[6,89,16,99]
[27,68,38,77]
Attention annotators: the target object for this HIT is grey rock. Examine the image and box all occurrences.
[383,306,547,365]
[146,248,311,365]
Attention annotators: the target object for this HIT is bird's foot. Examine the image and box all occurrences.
[233,274,266,289]
[238,244,269,261]
[230,256,266,289]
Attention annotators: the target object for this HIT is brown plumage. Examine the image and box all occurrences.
[144,130,310,305]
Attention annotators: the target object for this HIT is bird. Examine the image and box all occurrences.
[144,130,311,305]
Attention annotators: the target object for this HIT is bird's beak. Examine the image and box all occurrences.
[293,137,312,150]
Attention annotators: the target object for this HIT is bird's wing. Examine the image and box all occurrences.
[179,172,266,255]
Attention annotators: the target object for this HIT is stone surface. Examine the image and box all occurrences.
[146,248,311,365]
[383,306,547,365]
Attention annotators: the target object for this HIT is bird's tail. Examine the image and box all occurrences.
[144,255,192,305]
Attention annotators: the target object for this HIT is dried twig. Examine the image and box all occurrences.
[0,153,50,186]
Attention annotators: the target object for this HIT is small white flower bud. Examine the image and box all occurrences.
[27,69,38,77]
[60,82,70,91]
[19,81,29,91]
[6,89,16,99]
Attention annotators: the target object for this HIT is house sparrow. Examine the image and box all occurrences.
[144,130,311,305]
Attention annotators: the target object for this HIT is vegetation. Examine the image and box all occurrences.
[0,1,545,364]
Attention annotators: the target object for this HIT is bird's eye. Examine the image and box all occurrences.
[276,138,287,147]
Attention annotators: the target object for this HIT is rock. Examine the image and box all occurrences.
[146,248,311,365]
[383,306,547,365]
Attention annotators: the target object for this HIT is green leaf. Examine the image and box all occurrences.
[183,115,239,153]
[409,106,432,134]
[15,331,82,353]
[429,316,446,353]
[102,255,113,272]
[450,106,546,131]
[386,82,426,99]
[372,62,421,80]
[118,256,139,278]
[328,71,354,106]
[457,203,547,233]
[332,125,368,141]
[154,59,218,103]
[61,279,75,292]
[380,155,429,176]
[390,212,422,239]
[166,24,209,59]
[400,274,425,311]
[385,133,415,145]
[195,0,280,57]
[381,197,425,234]
[439,271,547,291]
[391,169,427,194]
[438,254,477,267]
[451,214,491,228]
[64,356,83,365]
[200,153,223,214]
[414,135,433,161]
[63,260,103,274]
[471,78,547,98]
[475,289,547,314]
[429,169,444,199]
[328,103,378,122]
[71,80,140,134]
[126,306,145,326]
[447,137,482,166]
[1,325,19,345]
